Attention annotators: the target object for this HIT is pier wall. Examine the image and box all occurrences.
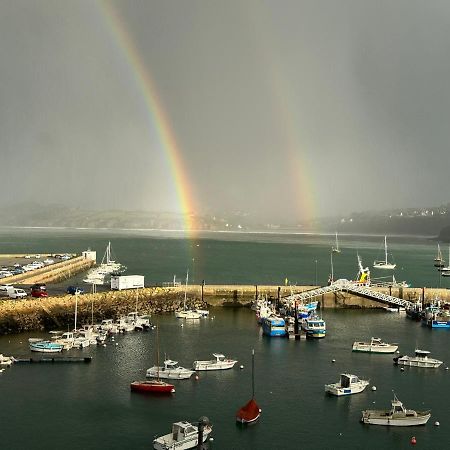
[1,284,449,334]
[1,256,94,285]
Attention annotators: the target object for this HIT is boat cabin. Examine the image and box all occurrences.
[163,360,179,370]
[414,349,430,358]
[213,353,226,362]
[390,398,407,416]
[171,421,197,441]
[340,374,359,388]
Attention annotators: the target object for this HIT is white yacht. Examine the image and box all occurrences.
[361,394,431,426]
[193,353,238,371]
[325,373,369,396]
[373,236,396,269]
[394,349,443,368]
[153,420,212,450]
[352,337,398,353]
[146,359,195,380]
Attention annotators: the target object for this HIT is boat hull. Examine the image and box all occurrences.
[153,426,211,450]
[236,398,261,424]
[352,343,398,353]
[193,360,237,371]
[325,381,369,396]
[394,357,442,368]
[361,412,431,426]
[130,381,175,393]
[146,368,195,380]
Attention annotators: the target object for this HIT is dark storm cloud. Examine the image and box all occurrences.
[0,0,449,221]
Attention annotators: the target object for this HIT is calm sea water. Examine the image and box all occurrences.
[0,228,449,449]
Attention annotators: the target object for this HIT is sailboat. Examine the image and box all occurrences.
[332,232,341,253]
[131,324,175,394]
[434,243,445,268]
[175,270,201,319]
[373,236,396,270]
[236,349,261,424]
[439,246,450,276]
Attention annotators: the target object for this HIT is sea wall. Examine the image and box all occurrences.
[1,256,94,285]
[1,284,449,334]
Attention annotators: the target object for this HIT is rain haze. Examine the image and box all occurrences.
[1,0,450,223]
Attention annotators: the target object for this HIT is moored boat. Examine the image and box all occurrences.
[153,420,212,450]
[393,349,443,368]
[29,339,64,353]
[261,315,286,337]
[301,315,326,338]
[146,359,195,380]
[361,394,431,426]
[325,373,369,396]
[0,354,14,366]
[130,380,175,394]
[352,337,398,353]
[193,353,237,371]
[236,349,261,424]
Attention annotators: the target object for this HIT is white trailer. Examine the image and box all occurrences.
[111,275,145,291]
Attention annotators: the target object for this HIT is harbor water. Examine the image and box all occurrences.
[1,228,450,449]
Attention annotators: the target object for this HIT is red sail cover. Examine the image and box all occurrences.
[236,399,261,423]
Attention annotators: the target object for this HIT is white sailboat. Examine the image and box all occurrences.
[434,243,445,267]
[175,270,201,319]
[332,232,341,253]
[373,236,396,270]
[439,246,450,276]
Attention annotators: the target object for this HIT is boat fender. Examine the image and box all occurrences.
[371,386,377,391]
[434,421,440,426]
[240,365,244,369]
[331,359,336,363]
[410,436,417,445]
[400,367,405,372]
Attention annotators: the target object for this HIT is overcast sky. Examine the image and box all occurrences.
[1,0,450,221]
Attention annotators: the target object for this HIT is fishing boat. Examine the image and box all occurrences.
[301,315,326,338]
[236,349,261,424]
[132,324,175,393]
[193,353,237,371]
[175,270,202,319]
[406,302,423,321]
[373,236,396,270]
[332,232,341,253]
[361,393,431,426]
[325,373,369,396]
[352,337,398,353]
[29,339,64,353]
[146,359,195,380]
[261,315,287,337]
[434,243,445,267]
[393,349,443,368]
[153,420,212,450]
[297,301,318,319]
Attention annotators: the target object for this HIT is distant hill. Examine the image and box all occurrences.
[1,202,450,236]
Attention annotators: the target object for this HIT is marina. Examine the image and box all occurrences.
[1,229,450,448]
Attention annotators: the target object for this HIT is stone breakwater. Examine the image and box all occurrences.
[0,287,207,334]
[1,284,449,334]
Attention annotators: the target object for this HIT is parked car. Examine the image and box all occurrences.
[0,285,14,296]
[66,286,84,295]
[31,289,48,298]
[9,288,27,299]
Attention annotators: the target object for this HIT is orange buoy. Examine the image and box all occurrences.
[411,436,417,445]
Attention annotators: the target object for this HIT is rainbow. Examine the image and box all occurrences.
[99,2,198,232]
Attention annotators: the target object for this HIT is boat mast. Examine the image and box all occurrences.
[184,269,189,311]
[335,232,339,251]
[384,236,388,264]
[251,348,255,399]
[156,323,160,381]
[330,251,334,282]
[74,291,78,331]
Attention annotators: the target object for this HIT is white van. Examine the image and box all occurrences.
[0,285,14,296]
[9,288,27,299]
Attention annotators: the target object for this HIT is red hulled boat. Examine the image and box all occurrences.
[130,380,175,394]
[130,323,175,394]
[236,349,261,424]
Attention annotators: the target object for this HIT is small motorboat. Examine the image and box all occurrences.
[361,394,431,426]
[352,337,398,353]
[29,339,64,353]
[130,380,175,394]
[0,354,14,366]
[193,353,237,371]
[153,420,212,450]
[325,373,369,396]
[393,349,443,368]
[146,359,195,380]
